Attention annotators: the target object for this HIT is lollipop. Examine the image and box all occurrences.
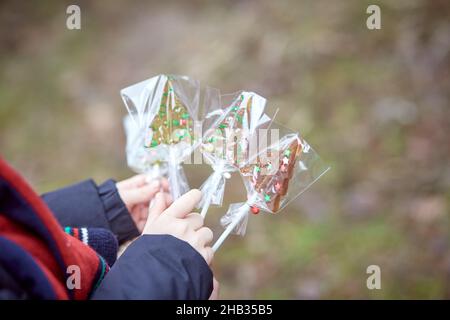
[121,74,200,199]
[212,129,330,251]
[123,114,169,181]
[198,91,271,217]
[240,137,301,212]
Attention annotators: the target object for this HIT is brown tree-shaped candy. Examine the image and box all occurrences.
[240,137,302,212]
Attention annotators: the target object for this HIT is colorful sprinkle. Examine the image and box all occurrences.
[275,182,282,192]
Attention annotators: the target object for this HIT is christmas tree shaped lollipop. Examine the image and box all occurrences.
[240,137,301,213]
[199,91,271,217]
[121,74,200,199]
[213,130,329,251]
[146,79,194,148]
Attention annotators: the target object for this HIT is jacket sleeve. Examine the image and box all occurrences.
[41,179,139,244]
[92,235,213,300]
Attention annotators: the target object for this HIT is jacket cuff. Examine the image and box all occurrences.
[92,235,213,299]
[98,179,140,244]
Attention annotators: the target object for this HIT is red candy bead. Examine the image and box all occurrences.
[250,206,260,214]
[180,119,187,125]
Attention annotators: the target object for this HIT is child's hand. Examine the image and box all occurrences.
[117,174,171,232]
[143,189,214,265]
[209,277,220,300]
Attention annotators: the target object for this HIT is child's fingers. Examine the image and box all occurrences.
[147,192,166,221]
[209,278,220,300]
[197,227,214,245]
[136,219,146,233]
[164,192,173,207]
[184,213,204,230]
[117,174,147,189]
[137,203,149,220]
[200,247,214,265]
[144,192,171,214]
[145,177,169,192]
[122,180,160,205]
[165,189,202,218]
[160,178,170,192]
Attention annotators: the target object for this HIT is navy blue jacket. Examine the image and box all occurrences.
[42,179,140,245]
[3,179,212,299]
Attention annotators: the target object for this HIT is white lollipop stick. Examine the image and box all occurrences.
[168,147,182,199]
[213,193,258,251]
[200,172,219,217]
[200,190,214,218]
[212,203,249,252]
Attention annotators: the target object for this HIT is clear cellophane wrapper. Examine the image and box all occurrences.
[220,125,330,236]
[121,74,201,199]
[123,115,169,179]
[198,91,271,209]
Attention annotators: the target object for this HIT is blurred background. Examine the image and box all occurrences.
[1,0,449,299]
